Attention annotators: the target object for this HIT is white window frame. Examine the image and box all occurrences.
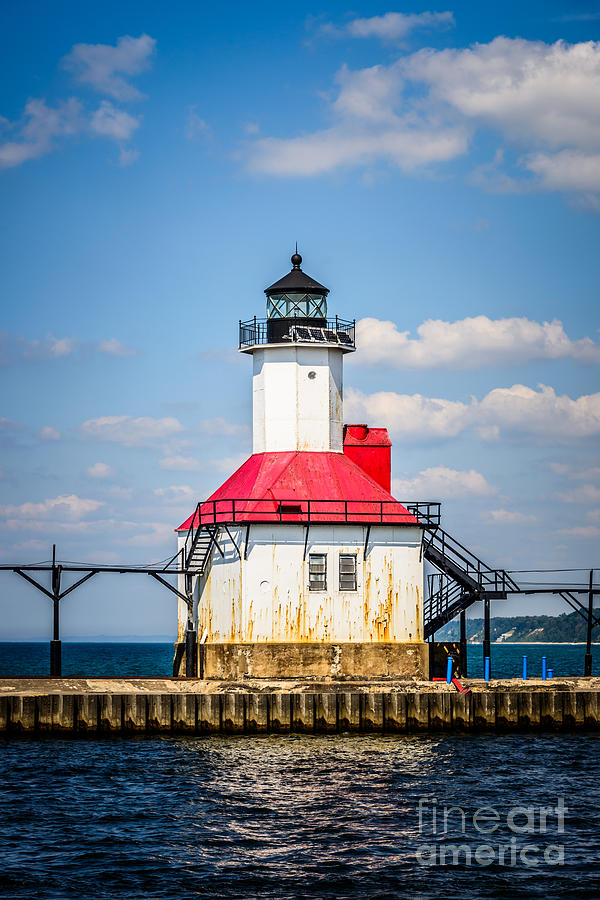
[339,554,357,591]
[309,553,327,591]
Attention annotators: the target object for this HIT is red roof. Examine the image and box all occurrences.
[176,451,418,530]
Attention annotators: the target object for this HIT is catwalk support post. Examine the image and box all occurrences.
[50,544,61,677]
[585,569,594,677]
[483,596,491,679]
[459,609,468,678]
[185,573,197,678]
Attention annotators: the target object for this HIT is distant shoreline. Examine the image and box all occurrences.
[0,639,598,645]
[468,641,600,646]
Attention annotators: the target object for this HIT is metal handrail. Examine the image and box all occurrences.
[425,527,518,592]
[184,499,440,532]
[239,317,355,348]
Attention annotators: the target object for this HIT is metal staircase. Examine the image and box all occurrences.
[423,527,519,638]
[183,521,220,575]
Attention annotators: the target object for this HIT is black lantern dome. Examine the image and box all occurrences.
[264,251,329,342]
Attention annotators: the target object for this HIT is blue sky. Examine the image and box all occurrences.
[1,1,599,638]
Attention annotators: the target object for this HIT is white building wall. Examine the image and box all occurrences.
[252,345,344,453]
[180,524,424,644]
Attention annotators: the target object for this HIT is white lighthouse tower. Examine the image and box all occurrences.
[175,252,430,679]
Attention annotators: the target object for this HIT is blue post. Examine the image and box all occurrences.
[542,656,547,680]
[548,668,553,679]
[522,656,527,680]
[446,656,453,684]
[484,656,490,682]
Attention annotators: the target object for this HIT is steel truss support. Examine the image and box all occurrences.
[149,572,197,677]
[15,546,98,676]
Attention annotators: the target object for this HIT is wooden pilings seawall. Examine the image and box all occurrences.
[1,690,600,735]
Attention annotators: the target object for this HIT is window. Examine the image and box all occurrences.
[278,503,302,516]
[339,554,357,591]
[309,553,327,591]
[267,293,328,319]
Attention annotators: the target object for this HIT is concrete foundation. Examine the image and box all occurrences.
[175,641,430,679]
[1,677,600,735]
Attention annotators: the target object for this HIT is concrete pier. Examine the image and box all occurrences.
[1,677,600,735]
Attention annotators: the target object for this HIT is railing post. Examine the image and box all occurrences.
[585,568,594,676]
[483,595,491,678]
[185,623,197,677]
[460,609,467,677]
[50,544,61,677]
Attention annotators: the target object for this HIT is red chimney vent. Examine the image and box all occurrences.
[343,424,392,493]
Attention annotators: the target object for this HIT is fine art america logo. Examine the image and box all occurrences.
[416,797,566,866]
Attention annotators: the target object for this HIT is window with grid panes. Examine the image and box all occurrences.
[339,554,357,591]
[309,553,327,590]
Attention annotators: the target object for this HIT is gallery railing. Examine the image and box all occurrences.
[183,499,440,530]
[239,316,355,348]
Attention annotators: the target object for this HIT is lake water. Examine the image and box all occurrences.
[2,643,600,898]
[0,641,598,679]
[1,733,599,898]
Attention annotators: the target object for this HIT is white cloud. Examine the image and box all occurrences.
[559,524,600,538]
[38,426,61,441]
[249,118,468,177]
[210,454,248,473]
[556,484,600,504]
[406,38,600,149]
[392,466,496,498]
[47,336,77,358]
[185,107,212,141]
[158,455,201,471]
[0,34,154,170]
[574,467,600,481]
[247,36,600,201]
[345,383,600,442]
[154,485,196,502]
[345,387,470,439]
[354,315,600,369]
[86,462,115,479]
[548,462,570,475]
[80,415,184,447]
[125,521,173,547]
[322,11,454,41]
[62,34,156,101]
[0,98,82,169]
[90,101,141,141]
[97,338,137,357]
[107,485,133,500]
[484,509,537,524]
[1,332,142,362]
[118,147,140,166]
[248,55,468,176]
[0,494,104,522]
[479,384,600,440]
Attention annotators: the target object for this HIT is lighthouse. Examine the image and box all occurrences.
[175,252,430,679]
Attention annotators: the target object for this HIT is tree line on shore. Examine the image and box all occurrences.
[437,608,600,643]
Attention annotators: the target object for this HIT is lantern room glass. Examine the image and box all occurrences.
[267,292,327,319]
